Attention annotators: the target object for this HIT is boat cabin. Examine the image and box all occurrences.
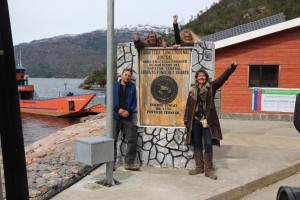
[16,65,35,100]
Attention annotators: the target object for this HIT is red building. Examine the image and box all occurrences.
[206,14,300,121]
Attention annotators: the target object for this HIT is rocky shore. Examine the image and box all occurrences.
[1,115,107,200]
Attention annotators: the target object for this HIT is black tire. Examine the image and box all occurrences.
[294,93,300,133]
[276,186,300,200]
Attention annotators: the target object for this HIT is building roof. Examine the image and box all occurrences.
[214,16,300,49]
[202,13,286,43]
[201,13,300,49]
[16,65,26,70]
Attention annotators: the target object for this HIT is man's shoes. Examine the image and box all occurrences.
[113,163,117,171]
[124,163,140,171]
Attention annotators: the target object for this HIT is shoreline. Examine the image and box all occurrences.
[2,115,107,199]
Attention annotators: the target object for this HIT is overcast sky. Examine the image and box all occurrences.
[8,0,217,45]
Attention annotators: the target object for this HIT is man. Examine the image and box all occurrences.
[134,31,167,49]
[113,68,140,171]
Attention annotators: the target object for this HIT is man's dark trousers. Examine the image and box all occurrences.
[113,118,138,164]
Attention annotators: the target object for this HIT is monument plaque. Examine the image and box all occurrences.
[139,48,192,127]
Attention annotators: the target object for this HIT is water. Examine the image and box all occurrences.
[21,78,88,146]
[21,113,80,146]
[28,78,87,98]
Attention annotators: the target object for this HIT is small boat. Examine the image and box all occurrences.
[84,103,107,113]
[16,65,97,118]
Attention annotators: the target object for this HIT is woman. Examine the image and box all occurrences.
[173,14,200,48]
[183,62,238,180]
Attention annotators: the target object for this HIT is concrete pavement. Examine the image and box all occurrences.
[53,119,300,200]
[241,172,300,200]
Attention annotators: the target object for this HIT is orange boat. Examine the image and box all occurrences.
[16,65,97,118]
[84,103,107,113]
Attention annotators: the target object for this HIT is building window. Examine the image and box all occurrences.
[249,65,279,87]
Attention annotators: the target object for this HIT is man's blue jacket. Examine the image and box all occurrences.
[113,80,137,120]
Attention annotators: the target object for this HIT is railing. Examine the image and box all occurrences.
[85,95,106,109]
[36,91,106,100]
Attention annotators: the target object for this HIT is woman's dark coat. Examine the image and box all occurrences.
[183,65,237,146]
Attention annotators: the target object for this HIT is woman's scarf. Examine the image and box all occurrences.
[190,82,210,101]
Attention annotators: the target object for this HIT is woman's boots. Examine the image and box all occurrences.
[189,150,204,175]
[204,152,217,180]
[189,151,217,180]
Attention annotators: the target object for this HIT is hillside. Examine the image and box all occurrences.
[14,0,300,78]
[15,26,170,78]
[183,0,300,36]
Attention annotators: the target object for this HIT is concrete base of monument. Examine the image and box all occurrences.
[115,126,195,169]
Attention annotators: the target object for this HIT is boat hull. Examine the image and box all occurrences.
[19,93,96,118]
[84,103,107,114]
